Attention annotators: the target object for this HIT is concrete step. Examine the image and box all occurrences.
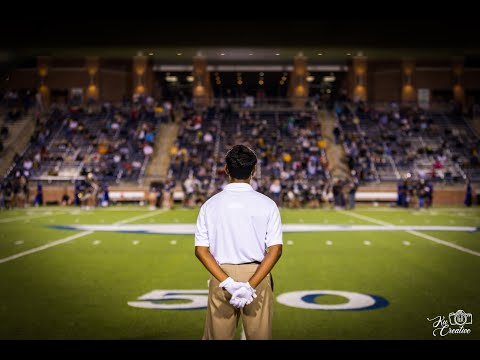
[145,121,180,180]
[319,110,351,180]
[0,115,36,177]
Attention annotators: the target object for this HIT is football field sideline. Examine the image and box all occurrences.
[339,210,480,257]
[0,209,168,264]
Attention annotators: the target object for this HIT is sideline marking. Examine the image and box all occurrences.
[339,211,480,257]
[52,223,478,234]
[0,210,168,265]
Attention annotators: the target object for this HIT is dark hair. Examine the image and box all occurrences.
[225,145,257,179]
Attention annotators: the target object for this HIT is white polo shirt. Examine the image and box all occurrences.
[195,182,283,265]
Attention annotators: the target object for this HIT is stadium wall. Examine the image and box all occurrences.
[5,69,37,89]
[357,186,475,205]
[3,67,130,101]
[5,62,480,104]
[464,68,480,88]
[365,61,480,103]
[28,184,477,207]
[369,69,402,103]
[98,69,130,101]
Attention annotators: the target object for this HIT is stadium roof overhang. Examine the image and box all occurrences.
[1,18,480,67]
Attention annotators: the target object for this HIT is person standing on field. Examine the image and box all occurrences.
[195,145,283,340]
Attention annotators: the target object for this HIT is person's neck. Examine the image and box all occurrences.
[229,177,251,184]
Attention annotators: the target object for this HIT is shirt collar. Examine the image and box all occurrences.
[224,183,254,192]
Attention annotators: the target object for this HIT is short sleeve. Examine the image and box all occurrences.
[194,204,210,247]
[265,204,283,247]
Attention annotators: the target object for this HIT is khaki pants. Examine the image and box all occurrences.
[202,264,274,340]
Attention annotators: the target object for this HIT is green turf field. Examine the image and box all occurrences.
[0,205,479,339]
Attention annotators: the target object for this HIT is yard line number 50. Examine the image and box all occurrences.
[128,290,388,311]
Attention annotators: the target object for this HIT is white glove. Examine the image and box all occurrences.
[219,277,245,296]
[230,282,257,309]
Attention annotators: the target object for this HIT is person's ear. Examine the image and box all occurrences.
[251,166,256,178]
[225,165,229,177]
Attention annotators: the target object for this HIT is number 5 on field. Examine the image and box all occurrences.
[128,290,209,310]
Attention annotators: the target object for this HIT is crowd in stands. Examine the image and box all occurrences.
[3,95,170,183]
[334,100,480,184]
[0,89,38,153]
[1,89,36,120]
[0,91,173,209]
[167,101,342,208]
[1,90,479,210]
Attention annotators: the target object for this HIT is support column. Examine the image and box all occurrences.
[133,54,148,98]
[289,53,308,107]
[192,54,212,109]
[86,57,100,103]
[37,56,50,110]
[452,57,465,109]
[401,59,416,105]
[351,55,367,102]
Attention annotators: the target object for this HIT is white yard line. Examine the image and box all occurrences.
[0,212,64,223]
[114,210,168,225]
[0,231,94,264]
[340,211,480,257]
[339,211,391,226]
[0,209,168,265]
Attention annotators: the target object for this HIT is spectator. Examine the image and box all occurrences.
[61,188,71,206]
[464,180,473,207]
[347,173,359,210]
[33,181,43,207]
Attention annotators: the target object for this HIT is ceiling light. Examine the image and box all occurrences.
[323,75,336,82]
[249,53,253,56]
[177,53,182,56]
[346,53,351,56]
[148,53,154,56]
[317,53,323,56]
[165,76,178,82]
[220,53,225,56]
[275,53,280,56]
